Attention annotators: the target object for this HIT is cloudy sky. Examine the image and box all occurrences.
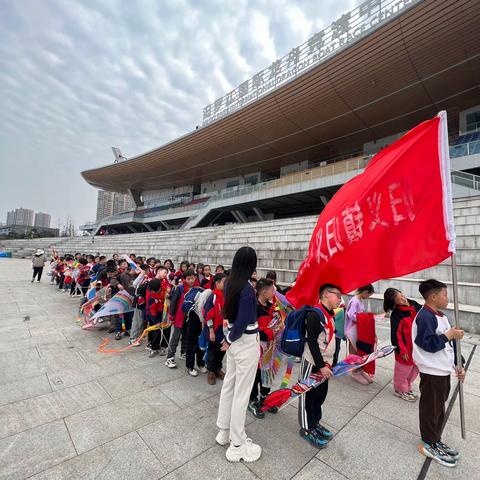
[0,0,359,229]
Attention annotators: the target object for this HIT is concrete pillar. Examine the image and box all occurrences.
[128,189,144,208]
[253,207,266,221]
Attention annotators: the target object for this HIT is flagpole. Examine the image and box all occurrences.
[451,253,466,439]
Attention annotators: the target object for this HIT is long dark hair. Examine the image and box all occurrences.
[223,246,257,320]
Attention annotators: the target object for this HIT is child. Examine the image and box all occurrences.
[298,283,341,449]
[248,278,277,419]
[204,273,227,384]
[145,278,168,357]
[412,279,465,468]
[384,288,422,401]
[345,284,375,385]
[201,265,213,289]
[165,269,196,369]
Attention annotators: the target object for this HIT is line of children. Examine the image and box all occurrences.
[48,251,469,467]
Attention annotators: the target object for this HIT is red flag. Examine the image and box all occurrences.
[287,111,455,308]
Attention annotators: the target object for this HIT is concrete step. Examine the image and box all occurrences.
[453,196,480,209]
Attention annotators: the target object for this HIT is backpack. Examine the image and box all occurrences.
[280,306,324,357]
[182,287,204,315]
[194,289,212,323]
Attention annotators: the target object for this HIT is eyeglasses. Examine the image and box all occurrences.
[327,290,342,299]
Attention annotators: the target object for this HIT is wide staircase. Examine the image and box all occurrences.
[1,197,479,333]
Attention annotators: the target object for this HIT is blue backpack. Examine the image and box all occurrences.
[182,287,204,315]
[280,306,324,357]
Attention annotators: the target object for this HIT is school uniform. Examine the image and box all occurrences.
[412,306,456,444]
[298,304,335,431]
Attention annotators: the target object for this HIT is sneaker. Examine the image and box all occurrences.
[165,358,177,369]
[149,350,158,358]
[299,428,328,449]
[37,280,41,283]
[419,442,456,467]
[408,390,419,400]
[248,400,265,419]
[394,391,416,402]
[226,438,261,463]
[145,342,152,351]
[179,352,186,360]
[435,441,460,459]
[186,368,198,377]
[158,347,167,356]
[215,429,230,446]
[129,339,141,347]
[115,332,122,340]
[314,424,333,440]
[198,366,208,374]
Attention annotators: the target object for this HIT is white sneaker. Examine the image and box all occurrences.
[198,366,208,374]
[226,438,262,463]
[186,368,198,377]
[394,390,417,402]
[215,429,230,446]
[165,358,177,368]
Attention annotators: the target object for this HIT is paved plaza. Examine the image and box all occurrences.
[0,259,479,480]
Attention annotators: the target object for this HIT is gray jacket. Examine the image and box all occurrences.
[32,254,46,267]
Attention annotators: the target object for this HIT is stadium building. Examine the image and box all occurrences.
[80,0,480,235]
[3,0,480,331]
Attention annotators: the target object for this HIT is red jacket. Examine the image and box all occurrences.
[205,289,224,331]
[146,286,166,322]
[396,307,416,365]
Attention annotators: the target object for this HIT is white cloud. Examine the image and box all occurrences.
[0,0,362,227]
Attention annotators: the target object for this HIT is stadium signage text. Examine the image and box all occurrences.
[203,0,421,125]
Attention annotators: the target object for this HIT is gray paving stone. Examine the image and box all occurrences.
[363,384,420,436]
[30,431,166,480]
[138,396,221,473]
[98,362,184,400]
[0,373,52,407]
[449,391,480,435]
[158,372,223,407]
[425,423,480,479]
[320,379,377,430]
[46,357,134,390]
[291,458,350,480]
[318,412,424,480]
[161,444,257,480]
[0,380,111,439]
[241,406,319,480]
[65,385,179,453]
[0,420,76,480]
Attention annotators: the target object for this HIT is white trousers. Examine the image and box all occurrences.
[216,333,260,446]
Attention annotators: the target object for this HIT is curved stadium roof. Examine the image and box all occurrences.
[82,0,480,193]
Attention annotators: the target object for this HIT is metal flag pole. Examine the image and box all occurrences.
[451,253,466,439]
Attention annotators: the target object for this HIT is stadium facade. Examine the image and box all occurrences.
[81,0,480,235]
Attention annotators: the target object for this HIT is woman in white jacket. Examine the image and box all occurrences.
[31,249,46,282]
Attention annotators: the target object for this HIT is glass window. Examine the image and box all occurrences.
[466,111,480,132]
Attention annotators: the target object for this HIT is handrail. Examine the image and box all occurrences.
[449,139,480,158]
